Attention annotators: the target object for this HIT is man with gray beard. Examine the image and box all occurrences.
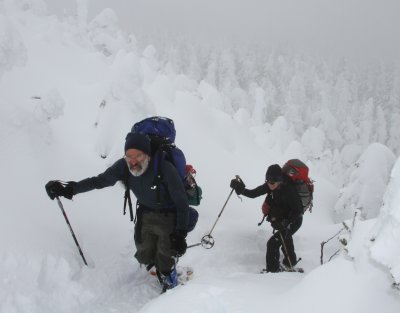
[45,133,189,291]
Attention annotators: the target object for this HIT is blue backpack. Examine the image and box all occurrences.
[132,116,186,184]
[124,116,201,232]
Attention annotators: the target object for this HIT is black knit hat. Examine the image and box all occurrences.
[124,132,151,155]
[265,164,283,182]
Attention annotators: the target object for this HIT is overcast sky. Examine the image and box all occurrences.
[47,0,400,61]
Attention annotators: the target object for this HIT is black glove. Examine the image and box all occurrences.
[170,230,187,257]
[45,180,76,200]
[230,177,245,195]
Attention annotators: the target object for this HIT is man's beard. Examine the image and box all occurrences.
[129,157,150,177]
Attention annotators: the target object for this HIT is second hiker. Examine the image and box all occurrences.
[230,164,304,272]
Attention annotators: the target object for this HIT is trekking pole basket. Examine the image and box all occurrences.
[187,175,240,249]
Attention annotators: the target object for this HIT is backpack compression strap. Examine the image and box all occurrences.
[122,169,134,222]
[151,148,165,204]
[151,144,176,204]
[123,187,134,222]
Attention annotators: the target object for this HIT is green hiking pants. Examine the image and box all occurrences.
[134,211,176,274]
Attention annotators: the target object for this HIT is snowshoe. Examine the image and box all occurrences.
[279,263,304,273]
[260,268,274,274]
[156,267,178,293]
[149,265,193,293]
[260,268,284,274]
[259,265,304,274]
[146,263,157,276]
[176,266,194,284]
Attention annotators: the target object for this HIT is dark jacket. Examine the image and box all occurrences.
[241,176,303,225]
[73,158,189,232]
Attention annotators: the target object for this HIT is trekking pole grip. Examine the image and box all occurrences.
[233,175,243,201]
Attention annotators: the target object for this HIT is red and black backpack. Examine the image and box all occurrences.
[282,159,314,212]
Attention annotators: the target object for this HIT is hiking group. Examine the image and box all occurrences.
[45,116,313,292]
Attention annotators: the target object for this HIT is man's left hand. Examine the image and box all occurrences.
[170,230,187,257]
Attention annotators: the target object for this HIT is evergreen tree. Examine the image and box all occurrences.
[375,105,388,145]
[187,46,202,82]
[359,98,374,148]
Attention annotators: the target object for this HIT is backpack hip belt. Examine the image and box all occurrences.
[137,203,176,214]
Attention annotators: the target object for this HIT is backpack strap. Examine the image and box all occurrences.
[123,169,134,222]
[151,148,166,204]
[134,201,143,242]
[306,179,314,213]
[195,185,200,204]
[151,144,177,204]
[123,187,134,222]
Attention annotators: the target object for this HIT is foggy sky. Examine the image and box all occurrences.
[46,0,400,61]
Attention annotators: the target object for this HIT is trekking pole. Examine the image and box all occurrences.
[56,197,88,266]
[278,231,293,270]
[188,175,240,249]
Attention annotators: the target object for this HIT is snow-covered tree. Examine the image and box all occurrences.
[359,98,374,148]
[334,143,396,221]
[375,105,388,145]
[33,89,64,122]
[3,0,47,15]
[218,49,238,91]
[370,156,400,284]
[0,14,27,77]
[186,46,202,82]
[204,50,218,87]
[88,8,128,56]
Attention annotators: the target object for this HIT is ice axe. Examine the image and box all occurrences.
[188,175,242,249]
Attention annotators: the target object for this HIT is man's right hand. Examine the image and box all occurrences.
[45,180,75,200]
[230,177,245,195]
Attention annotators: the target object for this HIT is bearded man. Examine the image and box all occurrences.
[45,132,189,291]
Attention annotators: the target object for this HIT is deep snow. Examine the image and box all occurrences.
[0,2,399,313]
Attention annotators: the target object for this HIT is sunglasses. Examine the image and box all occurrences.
[266,181,278,185]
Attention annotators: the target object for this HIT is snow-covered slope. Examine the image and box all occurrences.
[0,3,399,313]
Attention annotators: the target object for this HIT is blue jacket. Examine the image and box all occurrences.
[73,158,189,232]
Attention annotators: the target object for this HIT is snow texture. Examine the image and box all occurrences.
[0,2,399,313]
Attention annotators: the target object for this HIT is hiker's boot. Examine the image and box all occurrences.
[156,267,178,292]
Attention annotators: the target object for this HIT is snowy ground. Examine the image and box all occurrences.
[0,3,399,313]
